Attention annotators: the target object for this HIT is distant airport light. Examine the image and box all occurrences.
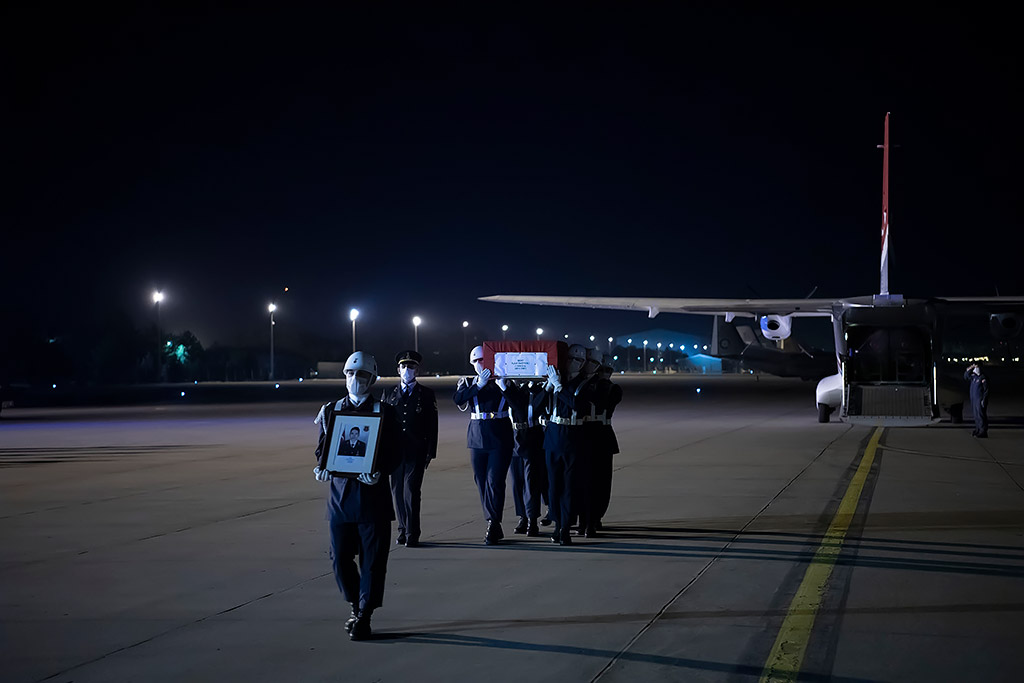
[413,316,422,326]
[194,380,198,384]
[589,335,595,342]
[536,328,544,335]
[275,383,280,389]
[180,391,186,397]
[627,338,633,344]
[693,344,698,350]
[696,388,702,394]
[656,342,662,349]
[268,303,277,313]
[349,308,359,321]
[501,324,508,332]
[462,321,469,328]
[166,341,172,347]
[608,337,613,343]
[703,345,708,350]
[299,377,303,382]
[613,355,618,361]
[564,334,569,339]
[52,384,57,389]
[669,343,674,348]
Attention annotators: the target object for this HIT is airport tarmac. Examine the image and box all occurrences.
[2,375,1023,682]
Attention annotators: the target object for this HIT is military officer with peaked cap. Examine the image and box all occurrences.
[454,345,514,545]
[384,350,438,547]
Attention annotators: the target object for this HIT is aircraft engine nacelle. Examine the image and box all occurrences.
[990,313,1023,340]
[760,315,793,341]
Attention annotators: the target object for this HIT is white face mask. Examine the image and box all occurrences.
[399,365,418,384]
[346,371,373,399]
[472,360,485,376]
[974,367,981,375]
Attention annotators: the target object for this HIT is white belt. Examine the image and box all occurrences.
[471,412,501,420]
[582,415,607,425]
[549,415,579,427]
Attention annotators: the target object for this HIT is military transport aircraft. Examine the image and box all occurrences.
[482,114,1024,425]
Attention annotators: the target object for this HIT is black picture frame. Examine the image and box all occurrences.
[319,409,383,478]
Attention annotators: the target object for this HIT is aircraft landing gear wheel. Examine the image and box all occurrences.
[949,402,963,424]
[817,403,831,423]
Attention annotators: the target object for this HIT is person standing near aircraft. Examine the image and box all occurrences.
[454,345,513,545]
[575,347,604,537]
[504,377,550,536]
[312,351,402,641]
[544,343,594,546]
[591,354,623,531]
[384,350,438,548]
[964,362,990,438]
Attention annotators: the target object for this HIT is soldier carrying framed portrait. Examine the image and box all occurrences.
[318,405,383,477]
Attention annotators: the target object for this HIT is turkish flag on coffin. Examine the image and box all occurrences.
[481,340,569,378]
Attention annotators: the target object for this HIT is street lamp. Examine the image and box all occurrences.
[462,321,469,361]
[152,291,164,381]
[608,336,613,353]
[413,316,422,352]
[268,303,277,380]
[349,308,359,353]
[536,327,543,341]
[643,340,649,373]
[501,324,508,340]
[589,335,595,343]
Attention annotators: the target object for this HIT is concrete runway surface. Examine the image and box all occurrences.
[2,375,1023,682]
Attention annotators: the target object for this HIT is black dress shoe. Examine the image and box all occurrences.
[344,605,358,634]
[540,510,553,526]
[405,537,420,548]
[485,520,504,545]
[584,525,597,538]
[559,529,573,546]
[396,532,407,546]
[551,528,561,544]
[349,610,372,641]
[977,432,988,438]
[513,517,528,534]
[526,519,540,537]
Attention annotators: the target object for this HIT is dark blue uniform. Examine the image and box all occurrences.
[543,374,596,544]
[590,378,622,527]
[384,382,438,545]
[965,368,990,437]
[504,380,550,527]
[453,379,513,526]
[315,397,402,612]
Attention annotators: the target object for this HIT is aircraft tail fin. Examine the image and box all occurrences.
[879,112,890,296]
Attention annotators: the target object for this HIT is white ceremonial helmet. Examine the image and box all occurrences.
[470,345,485,364]
[344,351,377,376]
[567,344,588,362]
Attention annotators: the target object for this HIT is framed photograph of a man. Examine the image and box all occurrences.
[319,410,383,477]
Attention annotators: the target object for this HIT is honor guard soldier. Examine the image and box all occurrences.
[543,343,595,545]
[312,351,402,641]
[384,350,438,547]
[504,377,551,536]
[575,347,605,537]
[590,354,623,531]
[964,362,990,438]
[454,345,514,544]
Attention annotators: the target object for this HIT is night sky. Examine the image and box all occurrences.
[4,4,1021,370]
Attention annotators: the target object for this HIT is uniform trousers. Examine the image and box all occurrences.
[471,447,512,522]
[545,448,576,532]
[592,451,614,522]
[972,398,989,435]
[329,520,391,611]
[509,449,546,519]
[390,453,426,540]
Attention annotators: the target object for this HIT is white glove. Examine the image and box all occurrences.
[313,466,331,482]
[357,472,381,485]
[496,376,507,391]
[545,364,562,392]
[476,367,492,388]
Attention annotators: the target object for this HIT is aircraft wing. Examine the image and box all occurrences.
[936,296,1024,310]
[479,295,838,319]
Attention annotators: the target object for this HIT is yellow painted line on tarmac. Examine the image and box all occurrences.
[759,426,884,683]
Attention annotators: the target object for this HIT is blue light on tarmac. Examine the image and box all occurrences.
[696,388,702,394]
[52,384,57,389]
[299,378,303,382]
[275,383,280,389]
[180,391,186,397]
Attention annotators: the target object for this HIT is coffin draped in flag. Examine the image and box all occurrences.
[481,340,569,378]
